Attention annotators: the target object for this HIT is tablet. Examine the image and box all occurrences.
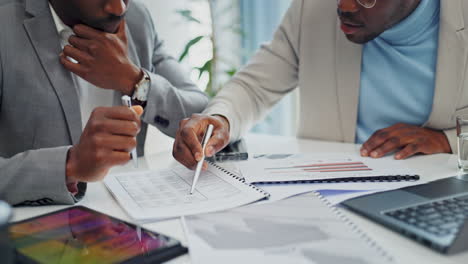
[9,206,187,264]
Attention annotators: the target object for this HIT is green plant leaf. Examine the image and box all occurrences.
[196,59,212,79]
[195,59,215,97]
[176,9,202,24]
[178,36,205,62]
[225,67,237,77]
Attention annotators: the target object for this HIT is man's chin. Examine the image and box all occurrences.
[97,24,120,34]
[344,34,368,44]
[343,32,380,45]
[87,21,122,33]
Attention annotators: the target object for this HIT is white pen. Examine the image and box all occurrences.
[121,95,138,168]
[190,124,214,195]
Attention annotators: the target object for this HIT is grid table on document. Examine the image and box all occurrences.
[116,168,240,209]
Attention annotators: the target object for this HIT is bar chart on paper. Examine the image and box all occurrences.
[266,161,372,173]
[238,153,419,184]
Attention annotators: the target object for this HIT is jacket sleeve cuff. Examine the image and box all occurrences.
[443,128,457,154]
[42,146,85,204]
[9,146,85,205]
[203,106,239,143]
[141,72,190,137]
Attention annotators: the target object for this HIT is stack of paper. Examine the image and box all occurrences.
[184,193,393,264]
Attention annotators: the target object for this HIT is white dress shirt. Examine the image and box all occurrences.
[49,5,115,130]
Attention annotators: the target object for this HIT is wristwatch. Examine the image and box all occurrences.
[132,69,150,106]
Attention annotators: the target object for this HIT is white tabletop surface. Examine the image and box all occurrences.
[11,134,468,264]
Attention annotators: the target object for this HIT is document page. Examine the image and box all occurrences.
[239,153,418,183]
[257,179,426,203]
[184,193,393,264]
[104,164,268,221]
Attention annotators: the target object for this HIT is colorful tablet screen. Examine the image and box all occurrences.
[9,207,177,264]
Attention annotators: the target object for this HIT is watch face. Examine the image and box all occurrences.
[141,81,150,92]
[134,74,150,102]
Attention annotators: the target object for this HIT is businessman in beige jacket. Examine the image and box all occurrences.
[174,0,465,169]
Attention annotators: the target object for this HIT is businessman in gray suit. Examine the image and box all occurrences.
[0,0,208,205]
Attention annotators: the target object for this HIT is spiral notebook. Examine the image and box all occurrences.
[238,153,420,184]
[183,192,393,264]
[104,163,269,222]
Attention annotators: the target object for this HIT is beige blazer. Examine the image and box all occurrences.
[204,0,468,153]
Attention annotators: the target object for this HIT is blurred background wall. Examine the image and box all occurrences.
[139,0,294,156]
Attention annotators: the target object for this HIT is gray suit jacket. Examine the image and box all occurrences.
[0,0,208,205]
[205,0,468,153]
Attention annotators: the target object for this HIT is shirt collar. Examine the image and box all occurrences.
[379,0,440,45]
[49,3,72,36]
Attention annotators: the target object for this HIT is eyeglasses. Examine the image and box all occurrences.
[356,0,376,8]
[338,0,377,9]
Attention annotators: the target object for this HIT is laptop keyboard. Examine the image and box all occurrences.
[384,194,468,237]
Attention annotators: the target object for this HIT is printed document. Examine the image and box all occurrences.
[184,193,393,264]
[104,164,268,221]
[238,153,418,183]
[257,179,426,203]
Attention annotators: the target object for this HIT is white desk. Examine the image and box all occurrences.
[11,134,468,264]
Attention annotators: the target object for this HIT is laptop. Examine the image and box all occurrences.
[342,175,468,255]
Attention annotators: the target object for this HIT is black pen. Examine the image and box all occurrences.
[212,152,248,162]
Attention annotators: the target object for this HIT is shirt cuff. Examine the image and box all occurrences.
[66,182,79,196]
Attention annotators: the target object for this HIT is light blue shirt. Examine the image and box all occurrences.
[355,0,440,144]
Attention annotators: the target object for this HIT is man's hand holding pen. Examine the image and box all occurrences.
[66,106,143,184]
[173,114,231,170]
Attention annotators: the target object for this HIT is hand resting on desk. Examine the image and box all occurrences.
[360,123,452,160]
[173,114,230,170]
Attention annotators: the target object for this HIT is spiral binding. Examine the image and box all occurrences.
[209,161,271,198]
[314,191,394,262]
[255,174,420,185]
